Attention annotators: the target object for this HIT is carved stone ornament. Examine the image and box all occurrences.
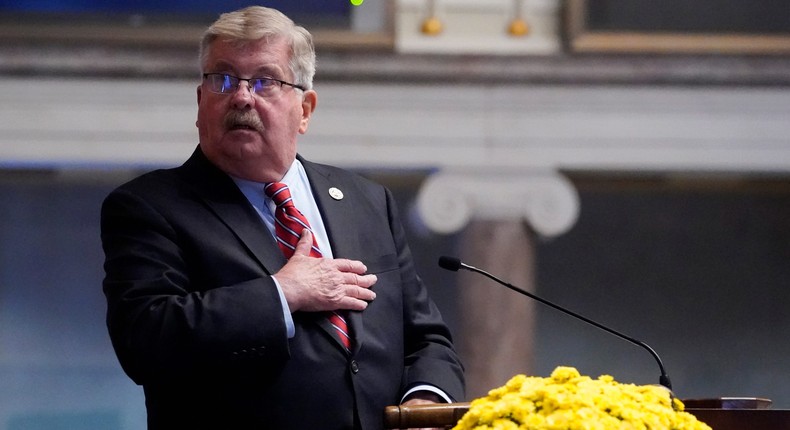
[415,168,579,237]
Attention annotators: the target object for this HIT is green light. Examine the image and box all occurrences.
[350,0,364,5]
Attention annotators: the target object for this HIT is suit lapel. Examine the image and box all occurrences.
[207,195,288,273]
[181,149,365,354]
[301,158,366,353]
[179,147,287,274]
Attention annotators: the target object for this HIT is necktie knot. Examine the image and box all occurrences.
[264,181,321,259]
[264,182,294,209]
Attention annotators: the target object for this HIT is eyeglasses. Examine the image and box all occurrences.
[202,73,306,97]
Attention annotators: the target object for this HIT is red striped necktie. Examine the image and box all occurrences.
[264,182,352,351]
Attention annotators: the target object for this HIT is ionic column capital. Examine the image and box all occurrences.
[415,168,579,237]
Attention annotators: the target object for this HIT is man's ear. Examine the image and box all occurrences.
[298,90,318,134]
[195,85,202,128]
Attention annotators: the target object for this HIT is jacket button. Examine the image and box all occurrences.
[350,360,359,374]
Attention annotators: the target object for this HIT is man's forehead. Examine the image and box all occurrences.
[207,38,290,75]
[216,35,288,53]
[209,59,283,75]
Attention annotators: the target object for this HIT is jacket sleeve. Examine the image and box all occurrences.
[384,187,466,402]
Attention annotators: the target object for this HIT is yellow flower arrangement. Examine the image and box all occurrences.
[453,366,711,430]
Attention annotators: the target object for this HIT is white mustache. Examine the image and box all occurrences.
[224,110,264,133]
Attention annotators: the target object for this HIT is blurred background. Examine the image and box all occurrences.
[1,0,789,428]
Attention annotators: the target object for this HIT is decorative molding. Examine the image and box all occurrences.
[1,77,789,234]
[395,0,561,55]
[302,83,790,175]
[0,79,197,168]
[1,78,790,176]
[3,44,790,86]
[415,168,580,236]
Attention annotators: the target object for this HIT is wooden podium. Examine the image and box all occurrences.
[384,398,790,429]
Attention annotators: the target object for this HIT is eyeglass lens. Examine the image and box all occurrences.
[207,74,276,95]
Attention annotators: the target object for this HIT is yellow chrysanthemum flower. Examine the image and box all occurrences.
[453,366,711,430]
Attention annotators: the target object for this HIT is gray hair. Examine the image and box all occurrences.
[199,6,316,90]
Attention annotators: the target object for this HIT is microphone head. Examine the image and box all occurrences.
[438,256,462,272]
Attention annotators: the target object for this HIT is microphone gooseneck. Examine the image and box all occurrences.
[438,255,672,390]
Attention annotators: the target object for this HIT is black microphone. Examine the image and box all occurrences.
[438,256,672,390]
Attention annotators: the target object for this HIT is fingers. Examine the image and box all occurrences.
[333,273,377,311]
[344,271,377,289]
[346,278,377,301]
[340,296,370,312]
[333,257,370,275]
[292,228,314,256]
[340,270,377,300]
[276,249,379,312]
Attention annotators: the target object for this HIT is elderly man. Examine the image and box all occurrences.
[101,6,464,429]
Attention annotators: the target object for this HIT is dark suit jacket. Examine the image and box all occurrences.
[101,147,465,429]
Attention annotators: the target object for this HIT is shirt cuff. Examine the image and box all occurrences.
[271,276,295,338]
[401,384,453,404]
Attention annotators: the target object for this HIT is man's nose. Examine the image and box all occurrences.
[230,81,254,109]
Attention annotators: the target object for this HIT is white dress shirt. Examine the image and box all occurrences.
[231,159,326,338]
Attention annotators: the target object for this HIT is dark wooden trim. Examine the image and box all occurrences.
[383,402,790,430]
[0,22,393,51]
[566,0,790,55]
